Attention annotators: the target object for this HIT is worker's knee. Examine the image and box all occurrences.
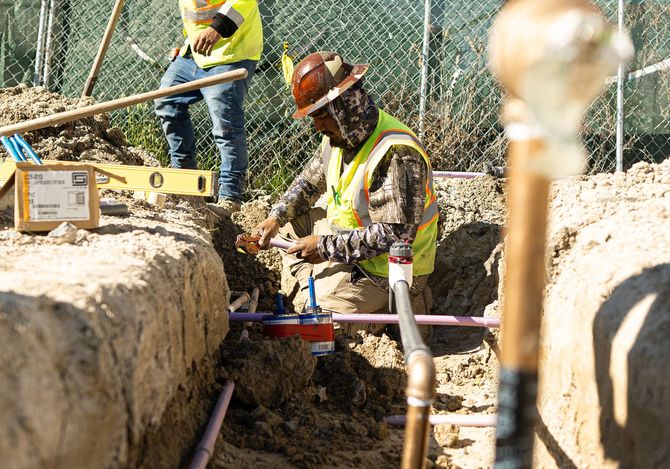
[154,100,190,122]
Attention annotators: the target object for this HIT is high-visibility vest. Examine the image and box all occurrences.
[178,0,263,69]
[324,110,438,277]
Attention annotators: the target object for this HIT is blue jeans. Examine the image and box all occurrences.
[154,56,256,202]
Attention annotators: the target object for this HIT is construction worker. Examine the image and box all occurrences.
[253,51,438,335]
[155,0,262,218]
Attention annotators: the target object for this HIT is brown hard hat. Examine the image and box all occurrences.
[291,51,369,119]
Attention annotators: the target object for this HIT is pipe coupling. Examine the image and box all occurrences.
[406,350,436,403]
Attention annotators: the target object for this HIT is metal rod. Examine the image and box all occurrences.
[82,0,126,97]
[228,312,500,328]
[0,69,248,137]
[384,413,497,428]
[189,380,235,469]
[33,0,49,87]
[615,0,625,172]
[418,0,432,138]
[394,280,435,469]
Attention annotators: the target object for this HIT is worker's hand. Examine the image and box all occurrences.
[287,235,325,264]
[253,217,281,248]
[192,27,222,56]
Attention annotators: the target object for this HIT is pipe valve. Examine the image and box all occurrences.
[389,242,413,289]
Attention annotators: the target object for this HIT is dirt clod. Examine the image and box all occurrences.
[226,336,316,408]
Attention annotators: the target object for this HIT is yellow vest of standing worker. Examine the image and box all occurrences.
[324,110,438,277]
[179,0,263,69]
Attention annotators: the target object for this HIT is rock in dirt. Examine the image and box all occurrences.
[47,222,78,244]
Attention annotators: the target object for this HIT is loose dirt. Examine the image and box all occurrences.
[0,84,159,167]
[207,175,507,469]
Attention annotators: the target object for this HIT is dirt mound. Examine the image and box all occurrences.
[0,201,229,468]
[0,84,159,166]
[0,84,230,468]
[534,160,670,468]
[214,326,406,468]
[225,335,317,408]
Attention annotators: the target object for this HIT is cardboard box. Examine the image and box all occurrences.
[14,163,99,232]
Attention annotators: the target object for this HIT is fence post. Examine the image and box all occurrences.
[33,0,49,87]
[419,0,431,138]
[616,0,625,172]
[42,0,57,89]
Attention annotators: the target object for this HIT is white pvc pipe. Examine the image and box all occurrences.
[228,292,251,313]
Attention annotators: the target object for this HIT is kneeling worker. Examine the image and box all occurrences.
[253,51,438,335]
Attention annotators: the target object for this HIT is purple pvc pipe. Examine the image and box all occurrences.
[433,171,485,179]
[269,238,292,250]
[228,312,500,328]
[189,380,235,469]
[384,413,497,427]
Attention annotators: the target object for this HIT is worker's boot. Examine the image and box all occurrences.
[208,198,241,219]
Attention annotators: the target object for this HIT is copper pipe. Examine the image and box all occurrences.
[402,349,436,469]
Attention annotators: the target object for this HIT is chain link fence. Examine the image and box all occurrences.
[1,1,669,196]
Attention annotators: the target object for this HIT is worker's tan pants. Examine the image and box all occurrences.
[278,208,432,337]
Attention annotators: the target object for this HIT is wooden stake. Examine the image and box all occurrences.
[82,0,126,97]
[0,69,248,137]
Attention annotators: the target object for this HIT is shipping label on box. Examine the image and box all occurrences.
[14,163,99,232]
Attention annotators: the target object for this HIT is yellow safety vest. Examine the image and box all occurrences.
[178,0,263,69]
[324,110,438,277]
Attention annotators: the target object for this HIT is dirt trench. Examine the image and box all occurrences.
[1,85,669,469]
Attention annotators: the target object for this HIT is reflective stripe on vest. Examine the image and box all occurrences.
[180,0,244,24]
[324,110,438,277]
[179,0,263,68]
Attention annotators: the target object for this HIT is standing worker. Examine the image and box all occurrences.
[254,51,438,335]
[155,0,263,217]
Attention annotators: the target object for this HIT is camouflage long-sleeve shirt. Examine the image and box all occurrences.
[269,145,427,264]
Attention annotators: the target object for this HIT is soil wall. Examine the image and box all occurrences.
[0,203,229,468]
[535,161,670,468]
